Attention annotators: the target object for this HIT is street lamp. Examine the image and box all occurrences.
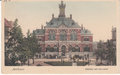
[87,54,89,66]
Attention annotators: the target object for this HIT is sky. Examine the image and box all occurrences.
[4,0,117,42]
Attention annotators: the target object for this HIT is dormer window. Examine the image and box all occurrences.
[50,22,53,25]
[72,22,74,25]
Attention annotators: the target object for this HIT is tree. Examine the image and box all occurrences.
[30,32,40,64]
[16,37,28,65]
[25,30,32,66]
[106,40,116,65]
[5,18,23,66]
[94,40,106,65]
[23,30,40,65]
[5,19,41,66]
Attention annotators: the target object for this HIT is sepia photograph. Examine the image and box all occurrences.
[2,0,120,74]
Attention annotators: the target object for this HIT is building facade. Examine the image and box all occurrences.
[33,1,93,59]
[111,27,116,45]
[4,18,13,44]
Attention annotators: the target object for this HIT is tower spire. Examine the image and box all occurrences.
[59,1,66,17]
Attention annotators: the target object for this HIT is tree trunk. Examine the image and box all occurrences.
[28,56,29,66]
[61,56,63,63]
[32,55,34,64]
[100,58,102,64]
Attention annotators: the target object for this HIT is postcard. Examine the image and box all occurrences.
[1,0,120,74]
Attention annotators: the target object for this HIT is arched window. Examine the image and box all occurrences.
[46,45,59,52]
[75,45,80,52]
[70,31,77,41]
[46,45,51,52]
[60,30,67,41]
[72,47,76,52]
[72,45,80,52]
[84,46,90,52]
[50,47,54,52]
[61,45,66,56]
[54,45,58,52]
[49,30,56,40]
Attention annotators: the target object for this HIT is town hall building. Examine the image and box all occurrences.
[33,1,93,59]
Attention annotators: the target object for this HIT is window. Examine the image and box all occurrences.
[84,37,89,41]
[69,45,80,52]
[39,39,42,41]
[48,30,56,40]
[46,45,51,52]
[75,45,80,52]
[85,30,88,33]
[72,22,74,25]
[61,45,66,56]
[60,30,67,41]
[54,45,59,52]
[72,47,76,52]
[70,31,77,41]
[84,46,90,52]
[50,47,54,52]
[50,22,53,25]
[38,37,42,41]
[72,45,80,52]
[46,45,59,52]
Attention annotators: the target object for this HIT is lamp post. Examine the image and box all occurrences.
[87,54,89,66]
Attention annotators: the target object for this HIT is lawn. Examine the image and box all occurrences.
[45,61,88,66]
[45,61,72,66]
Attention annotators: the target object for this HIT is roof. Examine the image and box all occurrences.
[4,18,13,28]
[81,29,92,35]
[33,29,45,35]
[45,17,80,28]
[33,1,92,35]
